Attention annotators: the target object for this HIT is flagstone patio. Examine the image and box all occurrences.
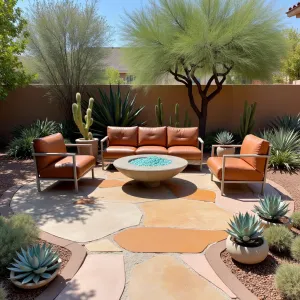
[9,165,294,299]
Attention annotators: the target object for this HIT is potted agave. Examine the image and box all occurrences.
[8,243,61,289]
[226,212,269,264]
[73,92,98,161]
[215,131,235,157]
[253,194,292,229]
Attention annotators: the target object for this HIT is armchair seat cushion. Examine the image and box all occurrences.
[167,146,201,160]
[103,146,136,159]
[39,155,95,179]
[136,146,168,155]
[207,157,264,181]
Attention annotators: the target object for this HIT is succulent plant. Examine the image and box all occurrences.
[253,195,290,222]
[226,212,264,245]
[8,243,61,285]
[215,131,234,145]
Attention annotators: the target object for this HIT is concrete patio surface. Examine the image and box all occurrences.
[9,165,294,299]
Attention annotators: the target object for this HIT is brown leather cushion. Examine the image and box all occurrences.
[207,157,264,181]
[33,133,67,171]
[138,127,167,147]
[240,134,269,173]
[136,146,168,155]
[39,155,95,179]
[167,127,198,147]
[168,146,201,160]
[107,126,138,147]
[103,146,136,159]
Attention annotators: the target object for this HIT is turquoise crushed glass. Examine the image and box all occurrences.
[129,156,172,167]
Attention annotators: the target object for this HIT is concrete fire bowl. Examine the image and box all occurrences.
[113,155,188,187]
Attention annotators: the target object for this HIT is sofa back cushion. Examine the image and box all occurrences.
[167,127,198,147]
[33,133,67,171]
[138,127,167,147]
[108,126,138,147]
[240,134,270,173]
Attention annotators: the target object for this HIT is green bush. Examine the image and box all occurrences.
[275,263,300,300]
[291,237,300,261]
[0,285,6,300]
[292,212,300,229]
[270,114,300,132]
[0,214,39,274]
[264,226,293,252]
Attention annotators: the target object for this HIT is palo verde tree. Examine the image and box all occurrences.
[0,0,33,100]
[121,0,286,137]
[27,0,111,119]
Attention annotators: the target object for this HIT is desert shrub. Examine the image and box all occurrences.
[292,212,300,230]
[264,226,293,252]
[0,285,6,300]
[268,151,300,171]
[0,214,39,274]
[7,119,64,159]
[275,263,300,300]
[291,237,300,262]
[270,114,300,132]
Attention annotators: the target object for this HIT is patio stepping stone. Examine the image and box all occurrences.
[56,254,125,300]
[114,227,228,253]
[86,239,122,252]
[128,256,228,300]
[98,179,125,188]
[33,201,142,243]
[140,199,232,230]
[181,254,236,299]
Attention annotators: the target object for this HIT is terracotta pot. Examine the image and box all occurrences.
[226,236,269,264]
[216,146,235,157]
[10,259,61,290]
[76,138,99,161]
[259,216,292,230]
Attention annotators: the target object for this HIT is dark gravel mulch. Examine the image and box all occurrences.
[0,239,71,300]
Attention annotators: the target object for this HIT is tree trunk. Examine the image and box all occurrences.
[199,98,208,138]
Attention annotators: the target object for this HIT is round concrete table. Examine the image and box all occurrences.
[113,155,188,187]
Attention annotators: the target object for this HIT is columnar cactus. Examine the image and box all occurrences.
[155,97,164,126]
[72,93,94,140]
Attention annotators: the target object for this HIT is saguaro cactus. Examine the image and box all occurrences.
[155,97,164,126]
[72,93,94,140]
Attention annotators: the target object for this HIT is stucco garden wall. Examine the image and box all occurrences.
[0,84,299,143]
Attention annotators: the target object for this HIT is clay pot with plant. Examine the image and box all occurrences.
[73,92,98,161]
[253,195,292,229]
[215,131,235,157]
[226,212,269,264]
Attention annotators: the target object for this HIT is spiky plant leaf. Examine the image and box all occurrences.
[215,131,234,145]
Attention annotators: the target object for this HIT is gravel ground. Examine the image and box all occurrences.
[0,239,71,300]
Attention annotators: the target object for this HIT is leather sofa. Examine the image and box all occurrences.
[101,126,204,170]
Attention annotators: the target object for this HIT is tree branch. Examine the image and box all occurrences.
[169,63,189,86]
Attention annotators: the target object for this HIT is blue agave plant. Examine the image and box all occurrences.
[8,243,61,285]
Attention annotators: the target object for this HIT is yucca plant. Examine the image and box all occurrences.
[226,212,264,246]
[87,85,146,136]
[215,131,234,145]
[270,114,300,132]
[8,243,61,285]
[253,195,290,222]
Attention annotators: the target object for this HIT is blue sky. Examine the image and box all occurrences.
[17,0,300,46]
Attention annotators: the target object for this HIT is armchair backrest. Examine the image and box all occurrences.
[107,126,138,147]
[240,134,270,173]
[33,133,67,171]
[167,127,198,147]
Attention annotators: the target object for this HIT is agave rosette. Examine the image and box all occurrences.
[8,243,61,285]
[226,212,263,245]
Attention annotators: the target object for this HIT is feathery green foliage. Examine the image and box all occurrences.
[291,237,300,262]
[87,86,145,136]
[8,243,60,285]
[105,67,125,85]
[0,214,39,274]
[27,0,111,119]
[275,264,300,300]
[121,0,286,136]
[0,0,34,100]
[264,226,293,253]
[215,131,234,145]
[292,212,300,230]
[239,101,257,140]
[226,212,263,246]
[253,195,290,222]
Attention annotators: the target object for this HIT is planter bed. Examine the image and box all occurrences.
[221,249,299,300]
[0,239,71,300]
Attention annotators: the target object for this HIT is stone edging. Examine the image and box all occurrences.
[0,184,87,300]
[205,240,258,300]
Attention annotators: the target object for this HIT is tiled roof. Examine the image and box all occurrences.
[288,2,300,12]
[103,47,128,73]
